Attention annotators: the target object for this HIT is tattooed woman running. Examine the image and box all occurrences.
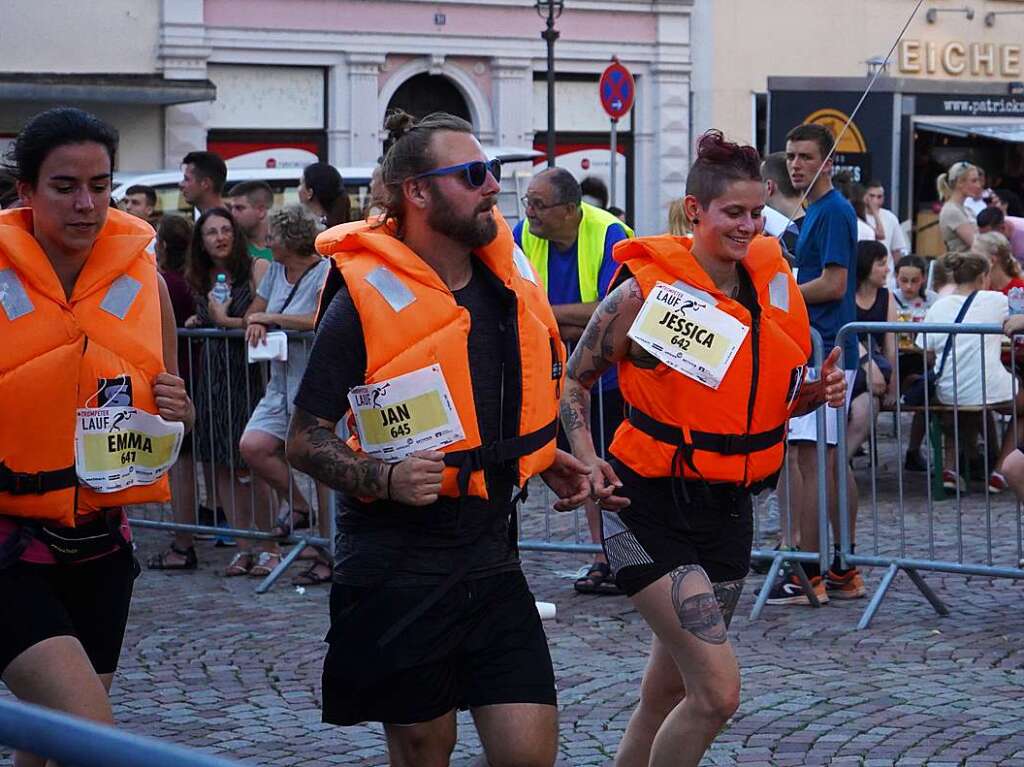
[560,130,847,767]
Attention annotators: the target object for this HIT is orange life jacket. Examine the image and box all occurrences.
[0,208,170,527]
[316,214,563,499]
[609,234,811,486]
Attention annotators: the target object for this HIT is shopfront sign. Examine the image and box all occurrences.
[899,40,1022,78]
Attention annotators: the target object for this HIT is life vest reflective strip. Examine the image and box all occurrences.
[0,208,168,527]
[315,213,563,499]
[520,202,634,301]
[609,234,812,486]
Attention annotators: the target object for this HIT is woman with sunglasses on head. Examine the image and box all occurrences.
[560,130,846,767]
[937,160,983,253]
[0,108,193,766]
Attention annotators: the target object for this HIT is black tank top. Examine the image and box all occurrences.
[856,287,888,354]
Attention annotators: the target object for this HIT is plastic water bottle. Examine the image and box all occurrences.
[211,273,231,304]
[1009,286,1024,316]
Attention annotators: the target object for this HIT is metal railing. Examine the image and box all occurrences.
[0,698,246,767]
[835,320,1024,628]
[518,333,836,622]
[129,328,332,593]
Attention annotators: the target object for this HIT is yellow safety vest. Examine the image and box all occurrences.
[520,202,634,302]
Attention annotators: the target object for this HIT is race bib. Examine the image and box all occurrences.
[75,407,184,493]
[348,365,465,462]
[627,281,749,390]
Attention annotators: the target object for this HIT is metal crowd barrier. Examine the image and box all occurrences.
[518,332,836,623]
[129,328,333,593]
[748,328,832,619]
[0,697,245,767]
[835,321,1024,629]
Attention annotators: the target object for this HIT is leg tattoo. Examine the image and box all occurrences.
[712,578,745,629]
[669,565,728,645]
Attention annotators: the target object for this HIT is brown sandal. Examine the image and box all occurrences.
[224,552,254,577]
[292,559,332,586]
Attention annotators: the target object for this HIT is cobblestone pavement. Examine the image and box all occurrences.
[4,433,1024,766]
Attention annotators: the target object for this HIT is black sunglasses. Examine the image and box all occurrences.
[413,159,501,188]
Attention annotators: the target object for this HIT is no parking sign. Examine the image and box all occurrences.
[599,59,635,122]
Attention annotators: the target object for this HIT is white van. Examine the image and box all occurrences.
[111,147,541,225]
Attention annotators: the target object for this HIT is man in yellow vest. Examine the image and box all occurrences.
[513,168,634,593]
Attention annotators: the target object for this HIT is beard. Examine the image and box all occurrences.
[426,185,498,249]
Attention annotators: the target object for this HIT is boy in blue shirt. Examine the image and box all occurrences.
[767,124,864,606]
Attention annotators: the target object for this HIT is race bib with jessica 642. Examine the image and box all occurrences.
[627,281,749,389]
[75,407,185,492]
[348,365,465,462]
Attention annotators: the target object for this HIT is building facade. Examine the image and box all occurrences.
[1,0,694,236]
[689,0,1024,245]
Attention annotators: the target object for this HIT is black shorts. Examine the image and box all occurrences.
[557,386,624,458]
[321,569,556,726]
[0,546,138,676]
[602,457,754,597]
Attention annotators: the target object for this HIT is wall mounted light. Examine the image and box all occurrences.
[986,10,1024,27]
[926,6,975,23]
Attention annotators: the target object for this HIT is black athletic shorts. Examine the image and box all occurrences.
[602,456,754,597]
[321,569,557,726]
[0,546,139,676]
[557,386,624,458]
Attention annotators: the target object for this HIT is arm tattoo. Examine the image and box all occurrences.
[712,578,745,629]
[288,408,386,498]
[560,384,591,437]
[566,279,638,389]
[669,564,728,645]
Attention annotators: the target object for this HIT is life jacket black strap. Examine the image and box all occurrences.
[0,462,77,496]
[626,406,784,456]
[443,418,558,495]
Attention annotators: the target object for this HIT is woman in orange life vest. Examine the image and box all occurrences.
[560,130,847,767]
[0,108,193,766]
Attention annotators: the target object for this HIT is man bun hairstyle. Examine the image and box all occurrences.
[5,107,118,188]
[685,129,762,210]
[378,109,474,231]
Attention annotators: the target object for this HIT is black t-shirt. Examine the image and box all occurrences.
[294,258,520,586]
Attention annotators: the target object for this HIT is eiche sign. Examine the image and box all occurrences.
[899,39,1022,78]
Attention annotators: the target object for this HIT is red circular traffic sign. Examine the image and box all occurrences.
[599,60,635,121]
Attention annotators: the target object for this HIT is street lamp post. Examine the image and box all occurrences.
[536,0,564,168]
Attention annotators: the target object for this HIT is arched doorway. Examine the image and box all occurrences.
[386,73,472,124]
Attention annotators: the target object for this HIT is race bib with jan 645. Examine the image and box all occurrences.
[627,281,749,389]
[348,365,465,462]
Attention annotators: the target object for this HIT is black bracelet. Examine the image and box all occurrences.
[386,462,397,501]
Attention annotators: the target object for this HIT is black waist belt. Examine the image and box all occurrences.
[627,407,784,456]
[0,462,77,496]
[443,418,558,495]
